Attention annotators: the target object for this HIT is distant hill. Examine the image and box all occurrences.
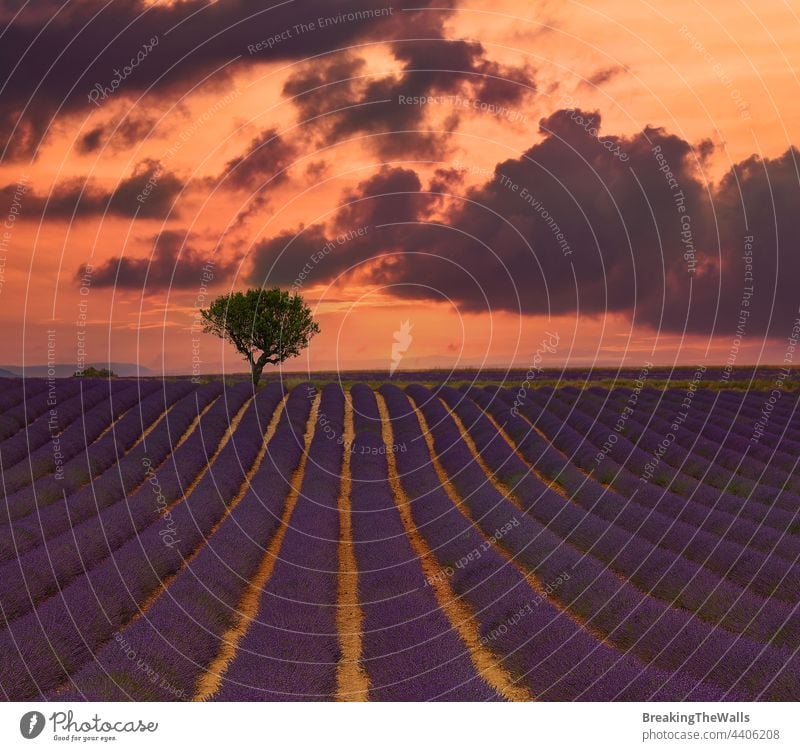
[0,363,154,378]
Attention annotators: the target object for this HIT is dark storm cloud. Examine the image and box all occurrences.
[282,37,535,158]
[219,128,299,190]
[668,146,800,339]
[0,0,449,160]
[76,113,159,154]
[353,108,717,326]
[582,66,627,88]
[0,159,183,219]
[247,166,437,286]
[81,229,239,291]
[243,108,800,339]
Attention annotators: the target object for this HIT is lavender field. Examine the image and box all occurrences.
[0,375,797,701]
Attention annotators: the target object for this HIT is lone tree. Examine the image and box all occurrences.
[200,288,320,385]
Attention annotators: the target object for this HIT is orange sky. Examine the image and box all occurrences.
[2,0,798,375]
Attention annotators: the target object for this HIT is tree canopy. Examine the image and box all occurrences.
[200,288,320,384]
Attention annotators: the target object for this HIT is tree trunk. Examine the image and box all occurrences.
[251,361,264,386]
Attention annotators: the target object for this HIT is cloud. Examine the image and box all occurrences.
[242,107,800,339]
[0,159,184,221]
[582,65,627,88]
[79,229,240,292]
[0,159,183,219]
[246,166,438,287]
[0,0,451,160]
[76,113,158,154]
[282,37,535,158]
[218,127,299,190]
[672,146,800,338]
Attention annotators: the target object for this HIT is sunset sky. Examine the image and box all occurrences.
[2,0,799,375]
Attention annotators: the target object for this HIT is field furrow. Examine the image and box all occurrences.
[0,378,795,701]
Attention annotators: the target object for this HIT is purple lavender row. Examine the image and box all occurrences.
[52,380,192,498]
[0,380,147,491]
[384,384,723,701]
[595,383,800,429]
[216,384,343,700]
[0,380,118,472]
[570,386,792,490]
[0,379,77,438]
[73,381,198,489]
[491,386,800,561]
[518,386,796,534]
[543,383,800,432]
[0,379,48,413]
[348,386,500,700]
[637,387,800,454]
[509,388,800,603]
[0,383,282,700]
[351,382,383,436]
[456,386,800,650]
[536,394,797,548]
[622,385,800,426]
[0,380,191,526]
[549,387,800,543]
[409,385,799,700]
[516,391,800,577]
[570,387,800,513]
[614,387,800,477]
[552,388,796,516]
[693,388,800,428]
[61,384,314,701]
[0,382,247,628]
[569,385,799,480]
[0,382,215,564]
[0,378,88,442]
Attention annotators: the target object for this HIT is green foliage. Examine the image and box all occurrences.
[75,366,116,378]
[200,288,320,385]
